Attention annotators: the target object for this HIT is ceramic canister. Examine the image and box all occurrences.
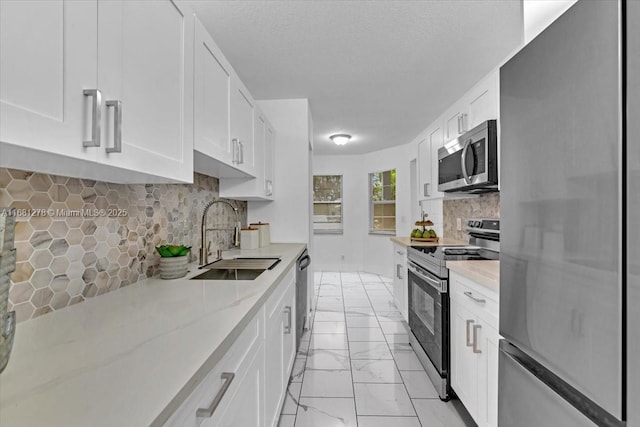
[249,222,270,247]
[240,228,260,250]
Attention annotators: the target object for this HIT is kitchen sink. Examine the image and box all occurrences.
[190,257,281,280]
[190,268,265,281]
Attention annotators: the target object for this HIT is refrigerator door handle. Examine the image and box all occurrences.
[499,340,624,426]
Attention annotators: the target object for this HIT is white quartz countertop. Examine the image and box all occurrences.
[0,243,306,427]
[447,260,500,293]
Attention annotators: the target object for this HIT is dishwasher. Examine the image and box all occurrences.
[295,249,311,349]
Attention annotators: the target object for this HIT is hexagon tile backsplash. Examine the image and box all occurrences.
[442,193,500,242]
[0,168,247,323]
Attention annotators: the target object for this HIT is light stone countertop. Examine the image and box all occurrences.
[390,236,468,247]
[0,243,306,427]
[447,260,500,293]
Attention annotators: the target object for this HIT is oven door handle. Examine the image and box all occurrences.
[408,261,446,293]
[461,138,473,185]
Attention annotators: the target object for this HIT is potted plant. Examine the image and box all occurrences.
[156,244,191,279]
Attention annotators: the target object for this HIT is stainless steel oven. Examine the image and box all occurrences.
[438,120,498,193]
[407,218,500,401]
[407,259,450,400]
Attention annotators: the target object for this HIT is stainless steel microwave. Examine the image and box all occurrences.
[437,120,498,193]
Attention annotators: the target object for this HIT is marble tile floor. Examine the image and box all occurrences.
[278,271,475,427]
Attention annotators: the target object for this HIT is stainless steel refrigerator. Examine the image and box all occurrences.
[499,0,638,425]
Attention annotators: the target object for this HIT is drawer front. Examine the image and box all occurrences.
[451,272,498,329]
[165,308,263,426]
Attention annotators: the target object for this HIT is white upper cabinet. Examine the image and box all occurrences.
[0,0,195,183]
[264,124,275,198]
[0,0,98,163]
[96,0,194,183]
[445,108,468,142]
[444,70,499,144]
[416,69,499,202]
[219,106,275,201]
[193,14,272,186]
[464,72,499,130]
[230,77,256,177]
[428,123,445,199]
[194,18,233,166]
[417,135,430,200]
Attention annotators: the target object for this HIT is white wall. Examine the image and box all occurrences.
[313,155,366,272]
[523,0,578,45]
[313,142,416,277]
[249,99,311,246]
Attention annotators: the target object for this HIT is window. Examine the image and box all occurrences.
[369,169,396,233]
[313,175,343,234]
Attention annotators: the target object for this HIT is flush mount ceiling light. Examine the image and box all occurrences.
[330,134,351,146]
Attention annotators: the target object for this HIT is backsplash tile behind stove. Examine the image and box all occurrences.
[443,193,500,242]
[0,168,247,323]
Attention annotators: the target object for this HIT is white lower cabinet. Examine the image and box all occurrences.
[203,344,265,427]
[264,269,296,427]
[450,271,499,427]
[392,243,408,322]
[165,266,296,427]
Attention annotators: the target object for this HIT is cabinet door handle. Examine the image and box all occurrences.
[239,141,244,164]
[105,100,122,153]
[457,115,461,135]
[424,183,430,197]
[461,113,467,133]
[265,180,273,196]
[472,324,482,353]
[396,264,403,280]
[83,89,102,148]
[464,291,486,304]
[284,306,292,334]
[196,372,235,418]
[466,319,474,347]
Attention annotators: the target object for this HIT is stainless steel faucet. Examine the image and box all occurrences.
[200,199,240,266]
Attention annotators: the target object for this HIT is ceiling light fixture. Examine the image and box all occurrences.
[330,134,351,146]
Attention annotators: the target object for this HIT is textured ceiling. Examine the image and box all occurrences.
[188,1,523,155]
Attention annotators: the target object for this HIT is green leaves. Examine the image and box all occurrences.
[156,244,191,258]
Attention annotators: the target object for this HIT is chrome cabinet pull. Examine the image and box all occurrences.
[232,138,239,163]
[396,264,403,280]
[284,306,292,334]
[105,100,122,153]
[461,113,467,133]
[196,372,235,418]
[265,180,273,196]
[466,319,474,347]
[83,89,102,147]
[472,324,482,353]
[239,141,244,164]
[464,291,486,304]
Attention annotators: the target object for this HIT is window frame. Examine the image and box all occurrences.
[368,169,396,235]
[312,174,344,235]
